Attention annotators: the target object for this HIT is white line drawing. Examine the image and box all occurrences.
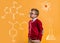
[1,1,30,43]
[16,21,27,30]
[46,17,56,40]
[41,1,50,12]
[1,7,10,19]
[8,21,27,43]
[8,21,18,43]
[10,1,22,20]
[1,1,23,20]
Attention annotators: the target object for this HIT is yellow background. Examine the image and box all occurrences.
[0,0,60,43]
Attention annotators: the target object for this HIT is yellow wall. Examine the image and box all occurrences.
[0,0,60,43]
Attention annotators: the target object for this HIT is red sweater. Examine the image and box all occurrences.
[28,19,43,41]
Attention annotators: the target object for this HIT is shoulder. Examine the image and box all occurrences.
[36,19,42,23]
[36,19,42,24]
[29,20,32,23]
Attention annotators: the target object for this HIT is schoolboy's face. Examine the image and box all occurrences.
[30,11,37,19]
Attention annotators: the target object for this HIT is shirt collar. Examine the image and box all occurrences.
[32,18,37,22]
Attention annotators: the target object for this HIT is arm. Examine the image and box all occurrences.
[37,20,43,40]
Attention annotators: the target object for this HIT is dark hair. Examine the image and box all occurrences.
[31,8,39,16]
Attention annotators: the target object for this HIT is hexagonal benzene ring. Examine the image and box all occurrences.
[10,1,22,20]
[10,5,22,20]
[1,7,10,19]
[9,28,17,38]
[9,28,17,42]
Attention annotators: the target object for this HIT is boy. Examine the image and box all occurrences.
[28,8,43,43]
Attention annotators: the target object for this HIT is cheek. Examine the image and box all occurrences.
[30,15,33,17]
[34,15,37,17]
[32,15,37,17]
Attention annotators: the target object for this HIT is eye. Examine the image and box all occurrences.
[30,12,33,14]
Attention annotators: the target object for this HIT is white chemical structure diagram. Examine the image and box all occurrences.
[8,21,18,43]
[1,1,23,20]
[8,21,27,43]
[1,1,28,43]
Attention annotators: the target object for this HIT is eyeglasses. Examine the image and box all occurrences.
[30,12,36,15]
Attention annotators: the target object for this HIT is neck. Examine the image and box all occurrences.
[31,18,37,22]
[32,17,37,19]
